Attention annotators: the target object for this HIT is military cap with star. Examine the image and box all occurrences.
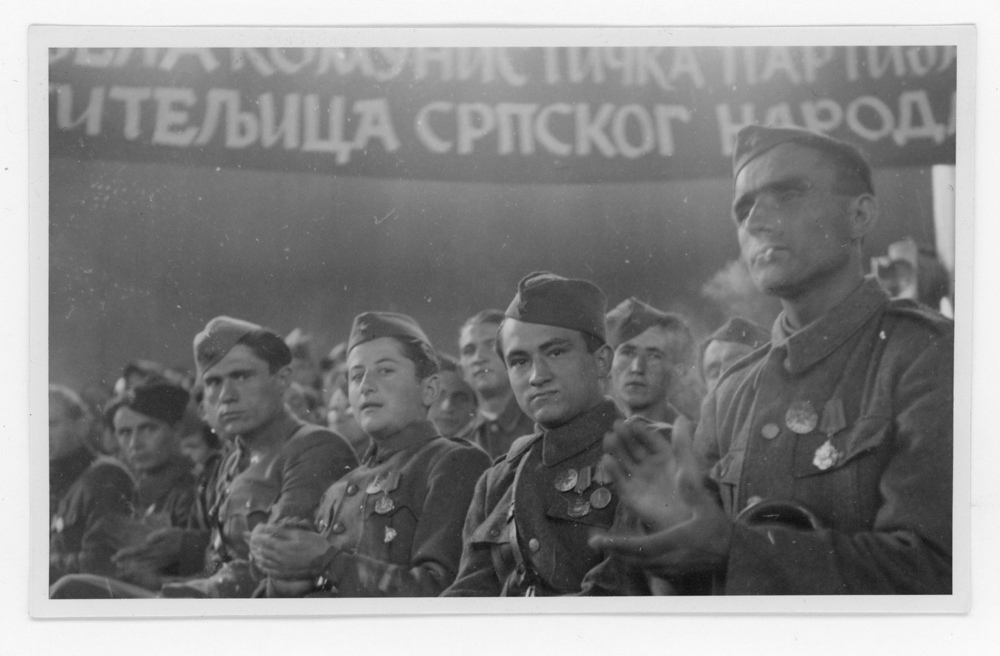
[505,271,607,342]
[605,297,684,350]
[732,124,873,193]
[348,311,434,354]
[104,381,190,427]
[193,315,270,377]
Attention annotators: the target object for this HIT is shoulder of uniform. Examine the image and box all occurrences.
[86,455,135,485]
[716,342,770,387]
[504,431,543,465]
[884,298,954,336]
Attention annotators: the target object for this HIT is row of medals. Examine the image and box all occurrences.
[368,474,399,543]
[779,398,847,470]
[553,464,613,518]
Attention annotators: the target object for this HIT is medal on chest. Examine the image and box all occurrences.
[553,464,612,518]
[813,398,847,471]
[785,399,819,434]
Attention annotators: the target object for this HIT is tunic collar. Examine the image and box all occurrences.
[234,411,302,456]
[136,454,193,510]
[771,277,888,375]
[541,398,621,467]
[472,394,528,434]
[363,419,439,465]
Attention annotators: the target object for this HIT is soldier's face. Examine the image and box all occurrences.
[114,406,180,473]
[611,326,673,413]
[500,320,610,430]
[348,337,438,441]
[702,339,756,391]
[427,370,477,438]
[733,144,857,299]
[459,321,508,397]
[202,345,290,439]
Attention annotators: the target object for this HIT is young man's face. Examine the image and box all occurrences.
[459,321,508,398]
[500,319,610,430]
[202,344,290,438]
[733,143,860,300]
[427,370,477,438]
[611,325,673,414]
[114,406,180,473]
[348,337,438,441]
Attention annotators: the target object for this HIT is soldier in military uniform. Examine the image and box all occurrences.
[606,298,692,425]
[443,272,650,597]
[458,309,537,460]
[592,125,953,595]
[49,385,135,586]
[249,312,491,597]
[699,317,770,393]
[427,353,478,440]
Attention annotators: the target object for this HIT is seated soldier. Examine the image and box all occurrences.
[249,312,491,597]
[51,317,360,599]
[427,353,478,440]
[49,385,135,587]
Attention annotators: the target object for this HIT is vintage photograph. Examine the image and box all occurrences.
[32,28,972,616]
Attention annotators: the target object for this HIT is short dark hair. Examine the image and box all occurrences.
[236,329,293,374]
[391,336,439,380]
[494,319,605,366]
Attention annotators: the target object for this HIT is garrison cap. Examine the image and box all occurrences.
[706,316,770,350]
[605,297,684,349]
[732,125,872,189]
[348,312,433,354]
[193,316,264,377]
[505,271,607,342]
[104,381,190,427]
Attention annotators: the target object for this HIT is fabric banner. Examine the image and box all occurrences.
[49,46,957,183]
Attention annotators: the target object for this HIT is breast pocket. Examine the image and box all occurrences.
[220,490,278,559]
[364,496,418,564]
[469,499,515,579]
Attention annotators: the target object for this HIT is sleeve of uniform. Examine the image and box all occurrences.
[325,446,491,597]
[438,465,502,597]
[269,430,360,523]
[723,325,954,595]
[49,463,136,582]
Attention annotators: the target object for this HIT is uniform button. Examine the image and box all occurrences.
[318,520,328,531]
[490,425,498,433]
[245,500,252,508]
[528,538,540,553]
[489,528,500,537]
[746,496,763,508]
[331,522,346,534]
[346,484,358,496]
[761,423,780,440]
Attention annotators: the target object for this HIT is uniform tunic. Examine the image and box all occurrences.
[135,454,197,529]
[163,418,359,597]
[444,400,644,597]
[467,397,537,461]
[49,449,136,584]
[295,420,490,597]
[695,278,953,594]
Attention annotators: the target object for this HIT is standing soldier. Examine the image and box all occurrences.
[458,310,536,460]
[606,298,692,425]
[249,312,491,597]
[593,125,953,595]
[444,272,645,597]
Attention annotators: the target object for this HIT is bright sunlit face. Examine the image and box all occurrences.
[114,406,181,473]
[347,337,439,441]
[733,143,864,301]
[500,320,610,430]
[201,345,290,439]
[611,325,673,415]
[427,370,477,438]
[459,321,508,397]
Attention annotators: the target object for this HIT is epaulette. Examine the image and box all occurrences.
[504,431,544,465]
[885,298,954,336]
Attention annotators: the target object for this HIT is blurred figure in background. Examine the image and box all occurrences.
[699,317,770,393]
[326,379,370,458]
[286,328,323,391]
[458,309,536,460]
[428,353,478,439]
[284,381,326,426]
[49,384,135,585]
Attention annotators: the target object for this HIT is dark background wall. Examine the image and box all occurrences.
[49,157,938,389]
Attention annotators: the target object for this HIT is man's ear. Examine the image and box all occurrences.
[593,343,614,379]
[421,374,441,408]
[274,364,293,390]
[847,194,878,241]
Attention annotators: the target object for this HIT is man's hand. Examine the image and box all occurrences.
[247,523,332,581]
[591,418,732,576]
[112,526,185,572]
